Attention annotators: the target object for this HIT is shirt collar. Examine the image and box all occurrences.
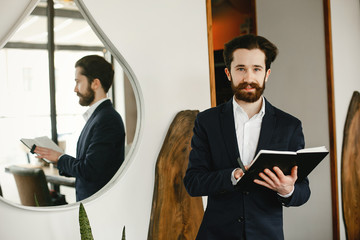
[232,96,266,119]
[83,98,109,122]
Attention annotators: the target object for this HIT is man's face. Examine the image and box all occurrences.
[225,48,271,103]
[74,67,95,106]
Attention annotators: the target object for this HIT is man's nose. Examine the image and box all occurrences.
[243,70,254,82]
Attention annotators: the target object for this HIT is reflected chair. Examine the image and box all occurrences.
[7,165,65,206]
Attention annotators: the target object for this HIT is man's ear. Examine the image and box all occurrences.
[225,68,231,81]
[265,69,271,83]
[91,78,101,90]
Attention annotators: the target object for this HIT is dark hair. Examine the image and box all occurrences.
[75,55,114,93]
[223,34,278,71]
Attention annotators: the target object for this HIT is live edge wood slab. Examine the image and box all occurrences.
[148,110,203,240]
[341,91,360,239]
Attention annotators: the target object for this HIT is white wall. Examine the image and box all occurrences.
[331,0,360,239]
[257,0,332,239]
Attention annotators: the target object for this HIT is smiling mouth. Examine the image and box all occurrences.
[243,85,255,91]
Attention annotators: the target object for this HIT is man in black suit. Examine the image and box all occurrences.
[184,35,310,239]
[35,55,125,201]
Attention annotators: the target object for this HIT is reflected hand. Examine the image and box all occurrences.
[34,146,62,163]
[253,166,297,195]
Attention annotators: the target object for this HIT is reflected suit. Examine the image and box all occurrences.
[57,99,125,201]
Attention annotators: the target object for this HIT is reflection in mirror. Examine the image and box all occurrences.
[0,0,137,206]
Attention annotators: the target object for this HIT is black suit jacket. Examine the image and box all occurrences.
[184,98,311,240]
[57,100,125,201]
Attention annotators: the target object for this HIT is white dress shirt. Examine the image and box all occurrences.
[231,96,265,185]
[83,98,109,122]
[230,96,294,198]
[233,96,265,166]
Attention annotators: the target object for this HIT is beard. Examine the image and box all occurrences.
[77,85,95,106]
[230,77,266,103]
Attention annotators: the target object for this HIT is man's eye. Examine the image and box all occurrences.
[254,68,261,72]
[237,68,245,71]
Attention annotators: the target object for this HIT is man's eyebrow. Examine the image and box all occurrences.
[234,64,245,68]
[253,65,264,68]
[233,64,264,68]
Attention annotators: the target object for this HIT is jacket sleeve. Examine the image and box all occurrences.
[57,114,125,183]
[183,115,236,197]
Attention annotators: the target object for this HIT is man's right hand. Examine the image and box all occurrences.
[234,166,249,180]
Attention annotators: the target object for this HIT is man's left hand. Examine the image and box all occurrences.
[34,146,62,163]
[254,166,298,195]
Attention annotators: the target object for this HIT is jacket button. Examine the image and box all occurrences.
[238,217,245,223]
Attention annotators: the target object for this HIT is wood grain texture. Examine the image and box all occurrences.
[148,110,203,240]
[206,0,216,108]
[341,91,360,240]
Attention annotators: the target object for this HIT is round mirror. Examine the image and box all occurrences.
[0,0,141,208]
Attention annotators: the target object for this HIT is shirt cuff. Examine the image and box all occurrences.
[277,186,295,198]
[231,168,242,185]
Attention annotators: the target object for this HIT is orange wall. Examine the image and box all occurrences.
[211,0,255,50]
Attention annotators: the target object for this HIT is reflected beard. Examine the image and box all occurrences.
[230,79,265,103]
[77,86,95,106]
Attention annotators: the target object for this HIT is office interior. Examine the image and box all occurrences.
[0,0,359,239]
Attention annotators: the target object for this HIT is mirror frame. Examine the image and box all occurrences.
[0,0,143,211]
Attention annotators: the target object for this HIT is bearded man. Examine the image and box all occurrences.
[35,55,125,201]
[184,35,310,240]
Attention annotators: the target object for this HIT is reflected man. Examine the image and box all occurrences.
[35,55,125,201]
[183,35,310,239]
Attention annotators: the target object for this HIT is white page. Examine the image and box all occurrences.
[296,146,328,153]
[20,136,64,153]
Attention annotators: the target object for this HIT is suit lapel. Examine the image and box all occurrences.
[76,100,111,156]
[220,100,241,167]
[255,98,276,154]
